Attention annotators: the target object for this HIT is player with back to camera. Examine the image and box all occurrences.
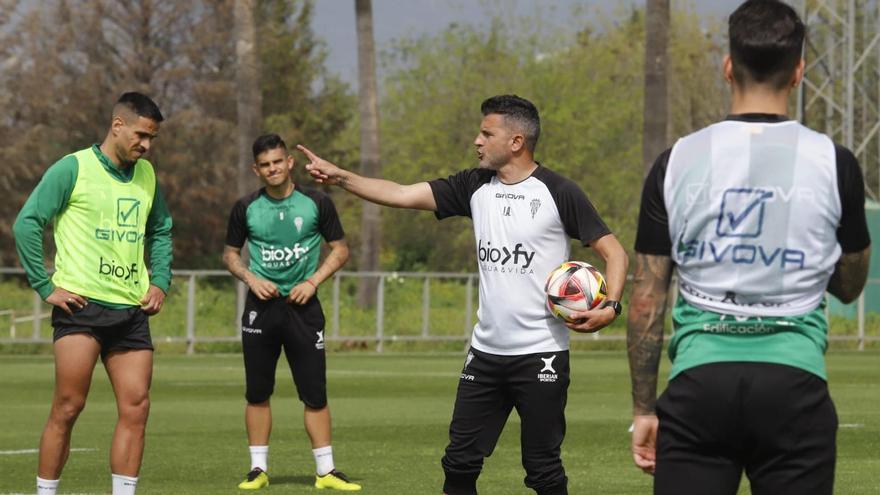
[223,133,360,491]
[13,92,173,495]
[298,94,628,495]
[627,1,871,494]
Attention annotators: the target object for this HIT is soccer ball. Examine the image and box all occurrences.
[545,261,607,323]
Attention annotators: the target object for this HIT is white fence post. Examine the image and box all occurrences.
[464,275,473,335]
[186,274,196,355]
[857,290,865,351]
[332,274,340,338]
[421,277,430,337]
[376,275,385,352]
[462,275,474,351]
[235,281,246,335]
[32,292,42,340]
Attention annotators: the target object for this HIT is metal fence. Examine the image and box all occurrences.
[1,268,877,352]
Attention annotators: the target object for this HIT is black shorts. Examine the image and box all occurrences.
[52,303,153,359]
[442,348,570,495]
[655,362,837,495]
[241,291,327,408]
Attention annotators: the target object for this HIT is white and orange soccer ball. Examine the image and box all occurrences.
[545,261,607,323]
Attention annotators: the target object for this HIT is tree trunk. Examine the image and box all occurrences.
[234,0,262,198]
[642,0,669,177]
[355,0,382,308]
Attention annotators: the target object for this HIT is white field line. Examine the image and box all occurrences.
[0,448,96,455]
[839,423,865,428]
[330,369,457,378]
[163,368,458,381]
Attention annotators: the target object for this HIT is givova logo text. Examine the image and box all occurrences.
[95,228,145,244]
[93,197,146,245]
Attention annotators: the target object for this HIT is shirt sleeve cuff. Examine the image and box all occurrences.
[36,281,55,301]
[149,276,171,294]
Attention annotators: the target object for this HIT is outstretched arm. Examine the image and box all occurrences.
[627,253,673,475]
[297,144,437,210]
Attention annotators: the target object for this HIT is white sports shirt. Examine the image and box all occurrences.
[430,165,611,355]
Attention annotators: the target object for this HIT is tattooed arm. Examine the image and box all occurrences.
[827,247,871,304]
[222,245,280,301]
[627,253,673,474]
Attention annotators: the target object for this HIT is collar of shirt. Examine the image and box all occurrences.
[725,113,791,124]
[91,144,136,182]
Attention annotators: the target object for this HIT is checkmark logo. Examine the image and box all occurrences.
[716,188,773,238]
[117,198,140,227]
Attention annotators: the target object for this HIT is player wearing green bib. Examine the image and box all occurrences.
[223,134,359,491]
[627,2,871,494]
[13,92,172,495]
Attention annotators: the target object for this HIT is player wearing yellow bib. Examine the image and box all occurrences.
[13,93,172,495]
[627,2,871,494]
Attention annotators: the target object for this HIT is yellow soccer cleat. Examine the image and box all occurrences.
[315,470,362,491]
[238,468,269,490]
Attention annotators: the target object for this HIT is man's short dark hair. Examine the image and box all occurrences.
[481,95,541,152]
[252,133,287,160]
[729,0,805,90]
[116,92,164,123]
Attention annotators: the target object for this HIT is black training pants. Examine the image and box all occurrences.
[442,348,570,495]
[655,362,837,495]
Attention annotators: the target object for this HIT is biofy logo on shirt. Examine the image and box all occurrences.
[260,243,309,268]
[477,239,536,275]
[98,257,139,283]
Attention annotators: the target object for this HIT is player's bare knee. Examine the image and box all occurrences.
[119,394,150,425]
[51,396,86,425]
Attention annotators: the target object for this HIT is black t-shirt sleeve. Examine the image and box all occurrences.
[634,148,672,255]
[225,198,249,248]
[428,168,493,219]
[317,193,345,242]
[835,144,871,253]
[554,179,611,246]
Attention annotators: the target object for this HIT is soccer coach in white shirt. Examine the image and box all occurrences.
[297,94,628,495]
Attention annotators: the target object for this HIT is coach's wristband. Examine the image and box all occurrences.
[305,279,318,289]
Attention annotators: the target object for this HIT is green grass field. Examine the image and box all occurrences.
[1,351,879,494]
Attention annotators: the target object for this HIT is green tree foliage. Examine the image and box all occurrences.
[376,6,727,272]
[257,0,355,159]
[0,0,353,268]
[0,2,727,273]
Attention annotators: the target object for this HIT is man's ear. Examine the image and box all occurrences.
[510,134,526,153]
[722,55,734,85]
[110,115,126,136]
[791,58,805,88]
